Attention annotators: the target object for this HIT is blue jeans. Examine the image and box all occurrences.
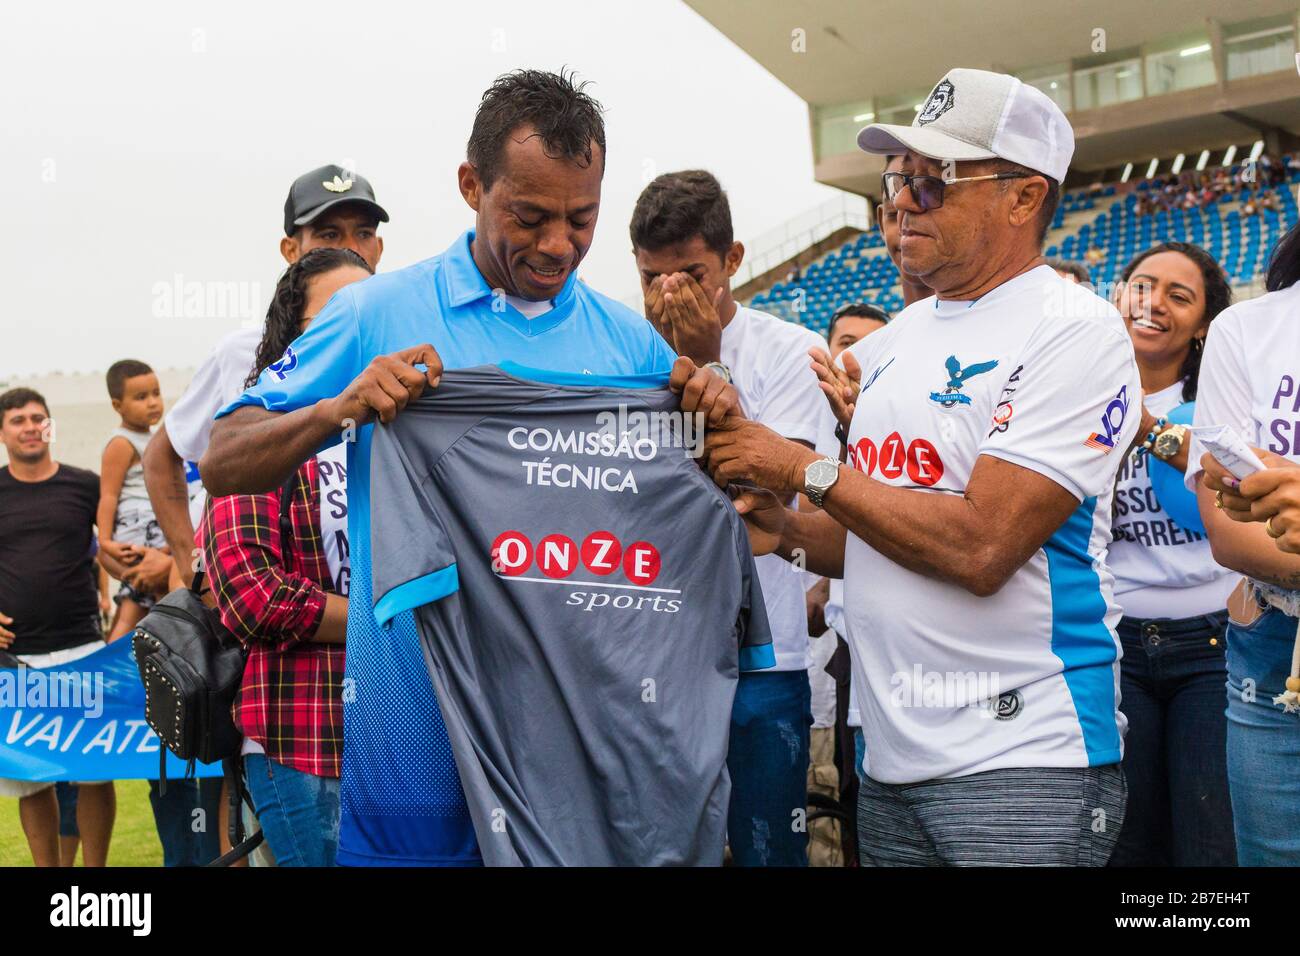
[1109,612,1235,866]
[148,777,223,866]
[245,754,340,867]
[727,670,812,867]
[1225,606,1300,866]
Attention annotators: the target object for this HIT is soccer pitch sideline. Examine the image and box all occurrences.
[0,779,164,867]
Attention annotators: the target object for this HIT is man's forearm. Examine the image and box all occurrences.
[817,467,1020,597]
[202,402,341,496]
[144,426,199,584]
[775,509,847,577]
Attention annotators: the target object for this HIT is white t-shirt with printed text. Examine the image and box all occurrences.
[1187,282,1300,486]
[839,265,1141,784]
[1109,381,1234,619]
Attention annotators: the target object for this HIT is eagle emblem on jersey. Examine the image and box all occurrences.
[929,354,999,409]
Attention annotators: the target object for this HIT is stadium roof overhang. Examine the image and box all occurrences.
[685,0,1300,192]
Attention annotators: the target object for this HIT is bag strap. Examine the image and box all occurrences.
[207,757,264,867]
[278,470,298,564]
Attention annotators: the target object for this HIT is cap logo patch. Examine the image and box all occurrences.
[917,79,955,126]
[322,175,353,193]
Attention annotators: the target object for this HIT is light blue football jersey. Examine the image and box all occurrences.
[218,231,676,865]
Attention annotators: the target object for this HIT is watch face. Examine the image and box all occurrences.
[807,459,838,487]
[1154,429,1182,457]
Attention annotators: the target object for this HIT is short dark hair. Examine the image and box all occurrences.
[994,160,1060,245]
[0,387,49,420]
[467,68,606,191]
[106,359,153,400]
[827,302,890,341]
[629,170,734,260]
[1046,258,1091,283]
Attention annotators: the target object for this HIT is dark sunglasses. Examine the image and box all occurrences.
[882,170,1035,212]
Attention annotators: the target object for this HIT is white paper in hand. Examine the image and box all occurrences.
[1193,425,1267,480]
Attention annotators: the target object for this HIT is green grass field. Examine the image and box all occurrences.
[1,779,164,867]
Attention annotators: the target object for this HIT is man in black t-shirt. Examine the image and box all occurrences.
[0,388,129,866]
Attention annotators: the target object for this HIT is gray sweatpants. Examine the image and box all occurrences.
[857,764,1126,866]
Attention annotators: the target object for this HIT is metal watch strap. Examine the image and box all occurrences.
[805,455,840,508]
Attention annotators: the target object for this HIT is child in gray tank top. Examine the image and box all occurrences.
[98,360,167,640]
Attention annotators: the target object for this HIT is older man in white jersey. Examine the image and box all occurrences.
[693,68,1141,866]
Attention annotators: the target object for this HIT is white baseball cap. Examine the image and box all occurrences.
[857,68,1074,183]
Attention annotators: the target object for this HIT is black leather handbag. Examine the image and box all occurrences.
[131,474,295,864]
[133,571,246,769]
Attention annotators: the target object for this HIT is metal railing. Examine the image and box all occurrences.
[734,193,872,288]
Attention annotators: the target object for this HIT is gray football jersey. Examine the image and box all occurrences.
[369,363,774,866]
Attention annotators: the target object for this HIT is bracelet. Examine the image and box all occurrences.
[834,422,849,446]
[1138,416,1168,454]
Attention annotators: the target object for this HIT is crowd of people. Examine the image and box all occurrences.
[1131,156,1297,218]
[3,64,1300,867]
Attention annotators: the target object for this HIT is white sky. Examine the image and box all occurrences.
[1,0,839,378]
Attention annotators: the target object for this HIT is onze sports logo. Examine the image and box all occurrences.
[847,432,945,487]
[491,530,661,586]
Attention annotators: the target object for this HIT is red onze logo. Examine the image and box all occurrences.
[491,530,660,586]
[846,431,945,486]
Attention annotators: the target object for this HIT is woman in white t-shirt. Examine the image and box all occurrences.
[1191,223,1300,866]
[1108,242,1236,866]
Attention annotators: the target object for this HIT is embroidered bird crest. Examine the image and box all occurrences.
[929,354,999,409]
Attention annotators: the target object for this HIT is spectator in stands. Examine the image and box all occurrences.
[1242,194,1258,218]
[1107,242,1236,866]
[1193,220,1300,865]
[704,67,1136,866]
[0,388,128,867]
[1048,258,1090,285]
[632,169,825,867]
[1086,244,1105,267]
[877,154,930,307]
[1260,190,1279,214]
[203,248,373,866]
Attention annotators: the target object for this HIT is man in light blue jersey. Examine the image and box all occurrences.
[201,69,731,866]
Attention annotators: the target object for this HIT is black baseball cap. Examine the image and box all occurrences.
[283,164,390,237]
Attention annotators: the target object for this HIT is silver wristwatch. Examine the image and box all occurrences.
[803,456,841,509]
[703,361,732,384]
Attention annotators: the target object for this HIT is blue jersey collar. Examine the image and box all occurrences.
[444,229,580,314]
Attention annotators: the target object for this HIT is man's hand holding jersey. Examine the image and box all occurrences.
[668,356,742,426]
[321,344,443,426]
[203,343,444,497]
